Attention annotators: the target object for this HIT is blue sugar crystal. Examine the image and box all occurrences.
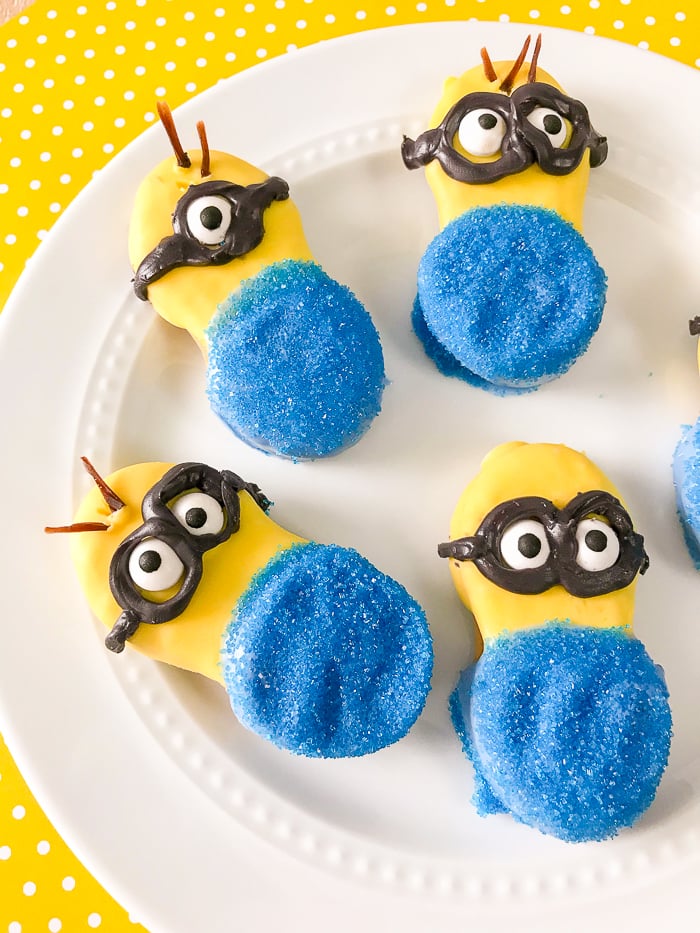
[411,295,535,396]
[206,260,385,460]
[417,204,607,390]
[673,419,700,568]
[450,623,672,842]
[221,543,433,758]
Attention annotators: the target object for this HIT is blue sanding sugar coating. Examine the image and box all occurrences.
[220,542,433,758]
[411,295,535,396]
[206,260,385,460]
[449,623,672,843]
[417,204,607,389]
[672,419,700,568]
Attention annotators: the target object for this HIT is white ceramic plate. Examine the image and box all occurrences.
[2,21,700,933]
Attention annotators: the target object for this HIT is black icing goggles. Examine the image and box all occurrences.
[132,176,289,300]
[438,490,648,598]
[402,82,608,185]
[106,463,270,653]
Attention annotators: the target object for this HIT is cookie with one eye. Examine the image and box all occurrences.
[46,458,433,759]
[402,35,607,393]
[129,104,385,461]
[439,442,671,842]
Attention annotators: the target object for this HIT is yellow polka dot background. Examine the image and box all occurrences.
[0,0,698,929]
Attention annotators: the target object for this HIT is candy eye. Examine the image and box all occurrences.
[171,492,225,537]
[499,519,551,570]
[575,519,620,572]
[128,538,185,593]
[526,107,568,148]
[185,195,232,245]
[457,108,507,158]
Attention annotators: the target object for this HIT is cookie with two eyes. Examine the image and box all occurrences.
[403,36,608,393]
[439,442,672,842]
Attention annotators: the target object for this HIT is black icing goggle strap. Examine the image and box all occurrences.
[132,175,289,300]
[105,463,270,652]
[402,82,607,185]
[438,490,648,598]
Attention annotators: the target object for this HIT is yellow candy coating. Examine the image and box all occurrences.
[426,61,591,231]
[127,150,313,355]
[70,462,304,682]
[446,442,638,647]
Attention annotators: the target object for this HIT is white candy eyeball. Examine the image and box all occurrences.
[526,107,568,148]
[185,195,232,245]
[128,538,185,593]
[457,108,507,157]
[171,492,225,537]
[499,519,551,570]
[575,519,620,572]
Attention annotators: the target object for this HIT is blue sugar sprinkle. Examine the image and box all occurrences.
[417,204,607,389]
[450,623,672,843]
[411,294,535,396]
[206,260,385,460]
[221,542,433,758]
[672,419,700,569]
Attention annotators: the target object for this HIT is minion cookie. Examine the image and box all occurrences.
[46,459,433,758]
[439,442,671,842]
[129,103,385,460]
[672,317,700,567]
[402,36,607,393]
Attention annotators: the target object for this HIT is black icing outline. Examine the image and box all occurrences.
[438,490,648,598]
[401,83,607,184]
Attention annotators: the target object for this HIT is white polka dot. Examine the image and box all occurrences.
[224,52,236,62]
[114,117,126,127]
[103,143,114,153]
[49,202,61,213]
[145,40,156,50]
[589,0,599,7]
[205,31,215,40]
[645,15,656,24]
[215,7,226,16]
[64,29,75,38]
[296,19,307,28]
[0,184,7,195]
[18,14,29,23]
[29,179,41,189]
[12,805,26,819]
[1,107,12,117]
[613,19,624,28]
[356,10,366,19]
[196,57,207,66]
[84,48,95,58]
[9,922,21,933]
[74,74,86,84]
[37,34,48,44]
[416,1,427,9]
[286,43,298,52]
[125,20,136,30]
[10,157,21,167]
[560,4,571,13]
[265,22,276,31]
[135,65,146,76]
[184,11,195,21]
[106,1,116,8]
[155,86,166,96]
[72,147,83,157]
[386,5,396,13]
[20,130,31,140]
[40,151,51,161]
[6,38,18,48]
[48,920,62,933]
[17,206,28,218]
[77,5,87,13]
[499,13,510,21]
[43,78,54,88]
[63,100,75,110]
[13,82,24,92]
[584,25,595,34]
[670,36,681,46]
[155,16,167,26]
[175,36,186,46]
[639,40,650,50]
[275,0,285,7]
[124,89,135,100]
[529,9,540,17]
[165,61,176,71]
[235,27,246,37]
[0,845,11,859]
[185,81,197,92]
[244,2,255,10]
[22,881,36,895]
[47,9,57,18]
[96,24,106,34]
[87,915,102,929]
[676,11,687,21]
[52,125,63,136]
[324,13,335,22]
[61,875,76,891]
[55,54,66,64]
[37,840,50,854]
[256,48,267,58]
[115,45,126,54]
[32,103,43,114]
